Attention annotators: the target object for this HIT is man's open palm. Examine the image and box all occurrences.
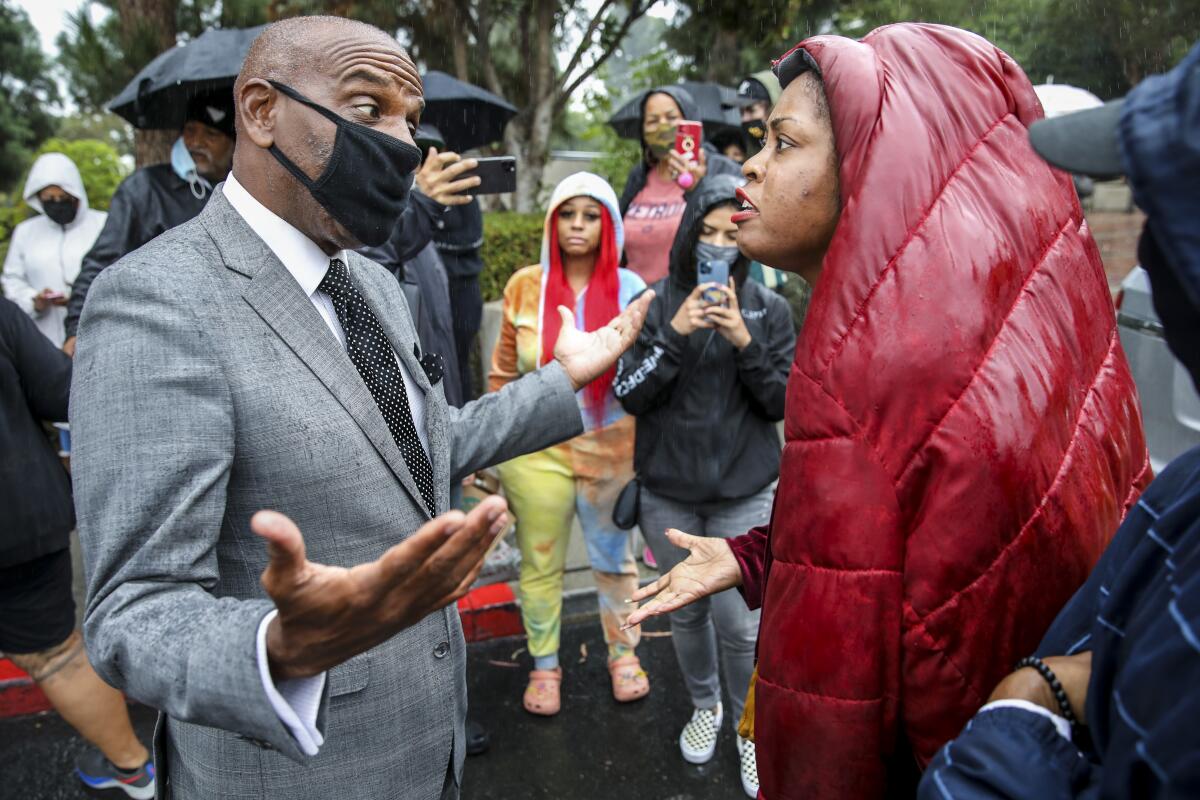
[624,528,742,628]
[554,290,655,390]
[254,495,509,680]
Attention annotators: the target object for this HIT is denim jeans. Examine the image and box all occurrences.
[638,482,774,721]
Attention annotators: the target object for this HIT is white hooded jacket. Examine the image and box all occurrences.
[2,153,107,346]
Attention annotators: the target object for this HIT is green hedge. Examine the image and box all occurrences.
[479,211,545,302]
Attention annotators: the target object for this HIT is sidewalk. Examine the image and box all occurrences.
[0,611,749,800]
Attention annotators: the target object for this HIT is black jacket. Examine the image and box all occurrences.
[65,164,210,338]
[432,197,485,279]
[618,84,744,217]
[614,176,795,503]
[360,230,464,407]
[0,298,73,567]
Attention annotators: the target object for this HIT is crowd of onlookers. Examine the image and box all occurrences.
[3,18,1200,800]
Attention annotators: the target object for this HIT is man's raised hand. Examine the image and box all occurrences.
[415,147,480,206]
[254,495,509,681]
[554,290,655,391]
[623,528,743,629]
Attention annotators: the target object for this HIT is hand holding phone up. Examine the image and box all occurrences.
[415,148,480,206]
[703,279,751,350]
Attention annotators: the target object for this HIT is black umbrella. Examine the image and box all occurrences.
[109,25,266,130]
[608,81,741,140]
[419,71,518,153]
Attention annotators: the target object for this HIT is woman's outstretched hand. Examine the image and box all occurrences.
[623,528,743,629]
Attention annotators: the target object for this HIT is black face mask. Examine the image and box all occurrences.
[267,81,422,248]
[742,119,767,157]
[42,198,79,227]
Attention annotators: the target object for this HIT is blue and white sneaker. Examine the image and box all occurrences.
[76,749,156,799]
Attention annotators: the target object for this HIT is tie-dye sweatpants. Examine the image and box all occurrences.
[497,414,640,662]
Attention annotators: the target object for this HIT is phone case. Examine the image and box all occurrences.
[674,121,704,165]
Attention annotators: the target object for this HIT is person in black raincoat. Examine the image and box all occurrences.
[618,85,743,286]
[613,173,794,798]
[919,41,1200,800]
[62,90,236,353]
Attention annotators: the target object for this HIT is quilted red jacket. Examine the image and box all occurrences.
[727,24,1150,799]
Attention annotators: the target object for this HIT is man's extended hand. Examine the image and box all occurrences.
[414,148,480,206]
[255,494,510,681]
[554,290,655,391]
[623,528,742,629]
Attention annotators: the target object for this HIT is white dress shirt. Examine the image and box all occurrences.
[223,173,431,755]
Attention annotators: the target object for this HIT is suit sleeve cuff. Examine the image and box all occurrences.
[979,699,1072,740]
[256,610,327,756]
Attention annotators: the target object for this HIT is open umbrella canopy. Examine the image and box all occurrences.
[109,25,266,130]
[419,71,518,153]
[608,81,741,140]
[1033,83,1104,119]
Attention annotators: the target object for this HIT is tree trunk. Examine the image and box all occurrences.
[505,97,555,212]
[133,128,177,167]
[705,27,740,85]
[115,0,178,167]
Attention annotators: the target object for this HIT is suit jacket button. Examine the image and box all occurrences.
[433,642,450,659]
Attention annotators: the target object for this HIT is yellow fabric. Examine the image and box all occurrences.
[738,665,757,742]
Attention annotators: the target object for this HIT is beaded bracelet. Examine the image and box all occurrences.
[1015,656,1078,728]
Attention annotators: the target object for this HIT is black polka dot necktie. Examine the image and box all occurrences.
[319,258,436,515]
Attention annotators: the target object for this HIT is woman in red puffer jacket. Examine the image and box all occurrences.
[627,23,1150,799]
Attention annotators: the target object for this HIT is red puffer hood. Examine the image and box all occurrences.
[750,24,1149,799]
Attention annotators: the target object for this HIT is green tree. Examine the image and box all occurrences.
[57,0,269,165]
[825,0,1200,99]
[665,0,841,84]
[273,0,654,211]
[56,111,135,159]
[0,0,60,189]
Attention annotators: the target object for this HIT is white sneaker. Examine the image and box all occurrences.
[679,703,723,764]
[737,735,759,798]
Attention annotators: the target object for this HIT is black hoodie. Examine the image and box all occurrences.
[614,174,795,503]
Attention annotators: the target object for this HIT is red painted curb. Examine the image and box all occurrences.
[458,582,522,642]
[0,658,51,718]
[1,584,522,720]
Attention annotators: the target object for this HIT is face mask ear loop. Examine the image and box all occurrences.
[186,171,212,200]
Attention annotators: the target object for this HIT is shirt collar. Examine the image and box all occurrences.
[222,172,346,297]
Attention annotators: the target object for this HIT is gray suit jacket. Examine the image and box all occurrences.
[71,189,583,799]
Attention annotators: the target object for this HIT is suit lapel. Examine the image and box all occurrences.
[201,191,432,518]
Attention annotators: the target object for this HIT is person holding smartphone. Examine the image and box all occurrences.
[619,86,743,286]
[490,172,650,717]
[2,153,107,347]
[613,174,794,797]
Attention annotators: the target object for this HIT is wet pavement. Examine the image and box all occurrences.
[0,613,749,800]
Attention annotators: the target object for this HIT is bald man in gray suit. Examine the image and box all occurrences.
[71,17,651,800]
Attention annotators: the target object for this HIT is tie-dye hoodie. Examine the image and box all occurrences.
[489,171,646,431]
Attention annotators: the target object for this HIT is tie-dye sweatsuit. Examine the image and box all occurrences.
[488,174,646,664]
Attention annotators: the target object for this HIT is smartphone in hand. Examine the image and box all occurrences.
[696,260,729,306]
[467,156,517,195]
[674,121,704,165]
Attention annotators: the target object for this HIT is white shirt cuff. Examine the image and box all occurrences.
[256,610,326,756]
[980,699,1073,740]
